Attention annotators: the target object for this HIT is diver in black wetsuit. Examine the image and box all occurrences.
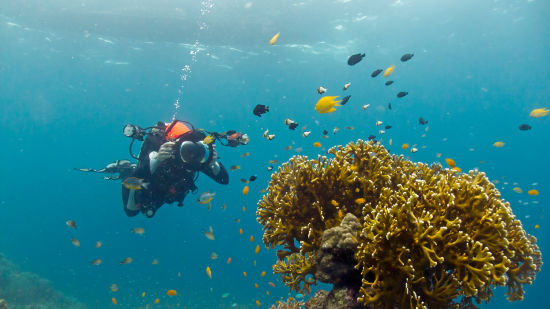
[122,120,248,218]
[76,120,249,218]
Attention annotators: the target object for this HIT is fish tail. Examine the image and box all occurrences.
[141,182,150,190]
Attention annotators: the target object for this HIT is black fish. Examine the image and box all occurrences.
[400,53,414,62]
[323,130,328,135]
[371,69,383,77]
[519,124,532,131]
[347,53,365,65]
[253,104,269,117]
[340,95,351,105]
[368,135,376,141]
[388,103,392,110]
[397,91,408,98]
[419,117,428,125]
[385,125,392,129]
[288,123,299,130]
[385,81,394,86]
[249,175,257,182]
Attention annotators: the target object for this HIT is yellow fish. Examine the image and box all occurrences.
[315,96,341,114]
[203,135,215,145]
[445,158,456,168]
[167,289,177,296]
[112,298,117,305]
[131,227,145,235]
[529,108,549,118]
[313,142,322,148]
[255,244,260,254]
[355,198,366,204]
[528,189,539,196]
[383,65,395,77]
[110,283,119,292]
[261,271,266,277]
[206,266,212,279]
[513,187,523,194]
[243,186,250,196]
[493,141,505,148]
[203,226,215,240]
[269,32,280,45]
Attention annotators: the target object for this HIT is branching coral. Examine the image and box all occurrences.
[257,140,542,308]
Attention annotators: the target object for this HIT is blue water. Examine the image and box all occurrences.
[0,0,548,308]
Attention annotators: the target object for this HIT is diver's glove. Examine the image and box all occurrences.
[150,142,176,174]
[157,142,177,161]
[209,144,221,175]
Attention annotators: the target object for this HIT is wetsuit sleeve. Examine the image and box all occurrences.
[201,161,229,184]
[133,134,164,178]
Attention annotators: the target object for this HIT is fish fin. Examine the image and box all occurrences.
[327,107,337,113]
[141,182,150,190]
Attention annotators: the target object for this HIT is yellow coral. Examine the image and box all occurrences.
[257,140,542,308]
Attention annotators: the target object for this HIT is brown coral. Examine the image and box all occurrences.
[257,140,542,308]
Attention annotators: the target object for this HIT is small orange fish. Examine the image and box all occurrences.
[235,218,241,223]
[243,271,247,277]
[239,228,243,235]
[254,260,257,266]
[535,224,540,229]
[261,271,266,277]
[254,283,259,288]
[141,292,145,297]
[249,235,254,242]
[255,244,260,254]
[528,189,539,196]
[155,298,160,304]
[268,281,276,287]
[451,167,461,173]
[354,198,366,204]
[445,158,456,168]
[95,241,102,248]
[256,300,261,306]
[230,165,241,171]
[389,138,392,146]
[241,152,250,157]
[66,220,77,229]
[90,258,102,265]
[436,153,442,158]
[152,258,159,265]
[110,283,119,292]
[120,257,133,265]
[227,257,232,264]
[71,237,81,247]
[167,289,177,296]
[402,143,409,150]
[313,142,322,148]
[493,141,505,148]
[112,297,117,305]
[330,199,339,207]
[206,266,212,279]
[242,186,250,196]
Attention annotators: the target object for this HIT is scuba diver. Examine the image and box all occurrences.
[76,120,249,218]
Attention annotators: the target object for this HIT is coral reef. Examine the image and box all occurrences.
[0,299,7,309]
[257,140,542,308]
[0,254,85,309]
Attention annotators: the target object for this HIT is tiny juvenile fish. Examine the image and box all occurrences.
[371,69,383,77]
[343,82,351,90]
[203,226,215,240]
[400,53,414,62]
[120,257,133,265]
[131,227,145,235]
[90,258,102,265]
[66,220,77,229]
[198,192,216,205]
[229,165,241,171]
[397,91,408,98]
[340,95,351,105]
